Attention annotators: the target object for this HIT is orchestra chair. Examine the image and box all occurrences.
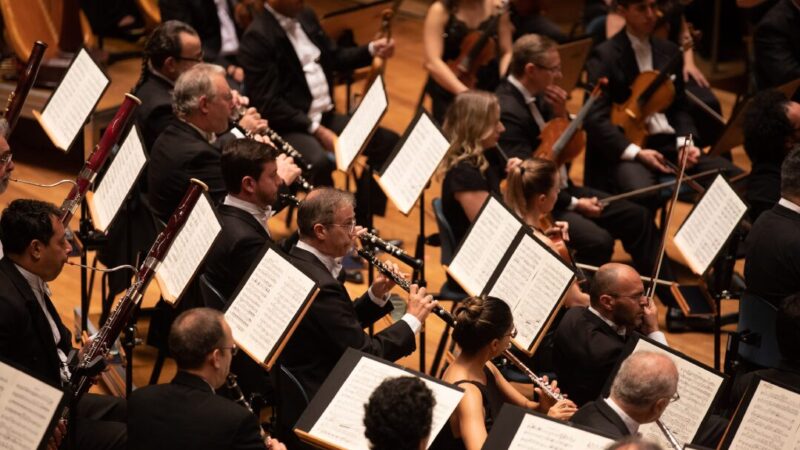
[273,365,310,444]
[736,292,781,370]
[198,273,227,311]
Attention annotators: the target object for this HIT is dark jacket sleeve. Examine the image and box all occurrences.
[498,102,537,160]
[302,10,373,73]
[754,7,800,90]
[232,411,267,450]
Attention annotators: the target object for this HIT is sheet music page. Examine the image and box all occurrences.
[488,234,573,349]
[0,361,63,450]
[39,49,109,150]
[308,357,463,450]
[335,76,387,171]
[225,248,316,362]
[507,413,614,450]
[673,175,747,274]
[91,128,147,231]
[157,194,221,301]
[378,113,451,214]
[448,197,522,295]
[631,340,725,448]
[728,380,800,450]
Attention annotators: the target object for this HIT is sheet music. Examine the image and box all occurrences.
[673,175,747,274]
[0,361,63,450]
[507,413,614,450]
[156,194,221,302]
[448,197,522,296]
[378,113,450,214]
[728,380,800,450]
[308,357,463,450]
[335,75,387,171]
[488,234,574,349]
[91,127,147,231]
[225,248,316,363]
[631,340,725,449]
[39,49,109,150]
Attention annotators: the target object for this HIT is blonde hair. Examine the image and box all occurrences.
[504,157,557,217]
[439,91,500,176]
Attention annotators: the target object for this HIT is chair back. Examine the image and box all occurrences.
[198,273,227,311]
[737,292,781,369]
[432,197,458,265]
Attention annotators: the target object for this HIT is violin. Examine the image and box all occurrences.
[534,78,607,167]
[538,215,588,287]
[448,0,508,89]
[362,0,402,98]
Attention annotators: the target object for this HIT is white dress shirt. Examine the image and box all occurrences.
[604,397,641,435]
[223,195,273,236]
[778,197,800,214]
[214,0,240,56]
[588,305,668,345]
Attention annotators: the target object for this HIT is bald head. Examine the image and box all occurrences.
[610,351,678,423]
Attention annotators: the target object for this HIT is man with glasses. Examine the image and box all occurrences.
[278,187,437,448]
[0,119,14,196]
[128,307,287,449]
[553,263,668,406]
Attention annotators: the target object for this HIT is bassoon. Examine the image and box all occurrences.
[3,41,48,135]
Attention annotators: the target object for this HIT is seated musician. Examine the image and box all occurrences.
[0,199,126,450]
[753,0,800,101]
[423,0,513,122]
[742,89,800,221]
[552,262,667,406]
[571,351,678,438]
[0,119,14,197]
[237,0,398,224]
[277,187,437,448]
[430,295,577,450]
[582,0,741,211]
[128,307,287,450]
[364,376,436,450]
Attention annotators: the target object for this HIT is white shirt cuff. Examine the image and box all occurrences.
[648,331,668,346]
[400,313,422,334]
[308,121,321,134]
[368,41,375,56]
[368,286,389,307]
[566,196,579,211]
[676,135,688,149]
[621,143,642,161]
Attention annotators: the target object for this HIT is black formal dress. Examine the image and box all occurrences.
[583,31,740,210]
[744,202,800,307]
[441,160,502,246]
[159,0,240,65]
[128,371,265,450]
[570,400,631,438]
[754,0,800,101]
[147,119,227,221]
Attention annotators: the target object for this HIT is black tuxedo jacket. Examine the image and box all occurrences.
[237,7,373,133]
[553,306,628,406]
[754,0,800,96]
[128,370,264,450]
[570,399,630,438]
[134,74,174,153]
[0,257,72,386]
[159,0,239,63]
[584,31,696,181]
[744,203,800,307]
[147,119,226,220]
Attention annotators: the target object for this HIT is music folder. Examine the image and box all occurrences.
[446,195,576,356]
[224,242,319,371]
[482,404,616,449]
[334,75,388,172]
[294,348,464,450]
[32,48,110,152]
[602,335,728,449]
[719,375,800,449]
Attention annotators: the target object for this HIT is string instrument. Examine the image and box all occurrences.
[534,78,607,167]
[653,0,694,40]
[3,40,47,135]
[59,94,141,227]
[362,0,402,96]
[538,215,588,287]
[448,0,508,89]
[610,39,694,147]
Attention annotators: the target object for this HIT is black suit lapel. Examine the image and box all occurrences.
[261,10,309,91]
[219,205,269,240]
[773,204,800,223]
[597,400,633,436]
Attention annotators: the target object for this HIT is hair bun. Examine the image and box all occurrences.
[455,296,485,324]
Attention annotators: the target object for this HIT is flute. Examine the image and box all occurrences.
[501,349,564,401]
[656,419,682,450]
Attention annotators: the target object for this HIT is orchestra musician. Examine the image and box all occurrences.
[128,307,287,450]
[364,376,436,450]
[430,295,577,450]
[0,119,14,197]
[0,199,126,450]
[423,0,513,122]
[753,0,800,101]
[277,187,437,448]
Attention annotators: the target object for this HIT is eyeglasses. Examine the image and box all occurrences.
[0,152,11,167]
[535,63,562,74]
[176,53,204,63]
[327,221,357,234]
[669,391,680,403]
[504,326,517,339]
[608,292,645,301]
[218,345,238,356]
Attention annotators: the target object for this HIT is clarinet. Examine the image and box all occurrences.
[59,93,141,226]
[279,193,302,207]
[3,40,47,135]
[656,419,683,450]
[360,231,423,269]
[356,247,456,327]
[59,179,209,436]
[226,373,266,438]
[501,349,564,401]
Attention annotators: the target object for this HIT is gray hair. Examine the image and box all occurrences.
[605,436,664,450]
[0,118,9,138]
[509,34,558,77]
[297,187,355,238]
[611,351,678,408]
[172,63,226,118]
[781,146,800,198]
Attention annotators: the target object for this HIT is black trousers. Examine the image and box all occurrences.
[68,393,126,450]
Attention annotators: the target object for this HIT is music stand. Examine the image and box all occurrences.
[555,37,593,94]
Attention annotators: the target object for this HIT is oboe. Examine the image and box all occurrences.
[360,231,423,269]
[279,193,302,207]
[656,419,682,450]
[356,247,456,327]
[226,373,266,438]
[233,106,313,172]
[501,349,564,401]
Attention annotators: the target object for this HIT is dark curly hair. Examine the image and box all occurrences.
[0,199,60,255]
[743,89,794,164]
[363,376,436,450]
[452,295,513,355]
[134,20,199,92]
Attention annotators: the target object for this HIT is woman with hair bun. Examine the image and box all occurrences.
[431,296,577,450]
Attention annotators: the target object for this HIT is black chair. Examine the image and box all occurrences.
[274,365,311,448]
[198,273,227,311]
[736,292,781,369]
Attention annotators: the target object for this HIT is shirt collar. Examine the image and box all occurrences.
[507,75,537,104]
[296,240,343,278]
[778,197,800,214]
[223,195,272,230]
[626,29,651,52]
[264,2,297,29]
[180,118,217,144]
[13,262,49,298]
[605,397,641,435]
[588,305,626,336]
[147,63,175,87]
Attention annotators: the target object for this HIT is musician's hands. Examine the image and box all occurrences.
[638,296,660,335]
[545,221,570,242]
[265,436,287,450]
[46,419,67,450]
[238,107,268,135]
[546,399,578,420]
[232,90,249,109]
[372,260,404,298]
[575,197,604,218]
[505,157,523,173]
[314,125,338,152]
[678,145,701,169]
[252,133,275,147]
[370,37,395,59]
[636,149,671,173]
[227,64,245,83]
[276,154,301,186]
[406,284,437,323]
[543,85,569,118]
[683,62,709,88]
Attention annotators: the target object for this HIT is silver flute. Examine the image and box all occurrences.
[656,419,683,450]
[502,349,564,401]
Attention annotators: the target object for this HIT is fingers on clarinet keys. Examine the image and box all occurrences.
[407,285,437,322]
